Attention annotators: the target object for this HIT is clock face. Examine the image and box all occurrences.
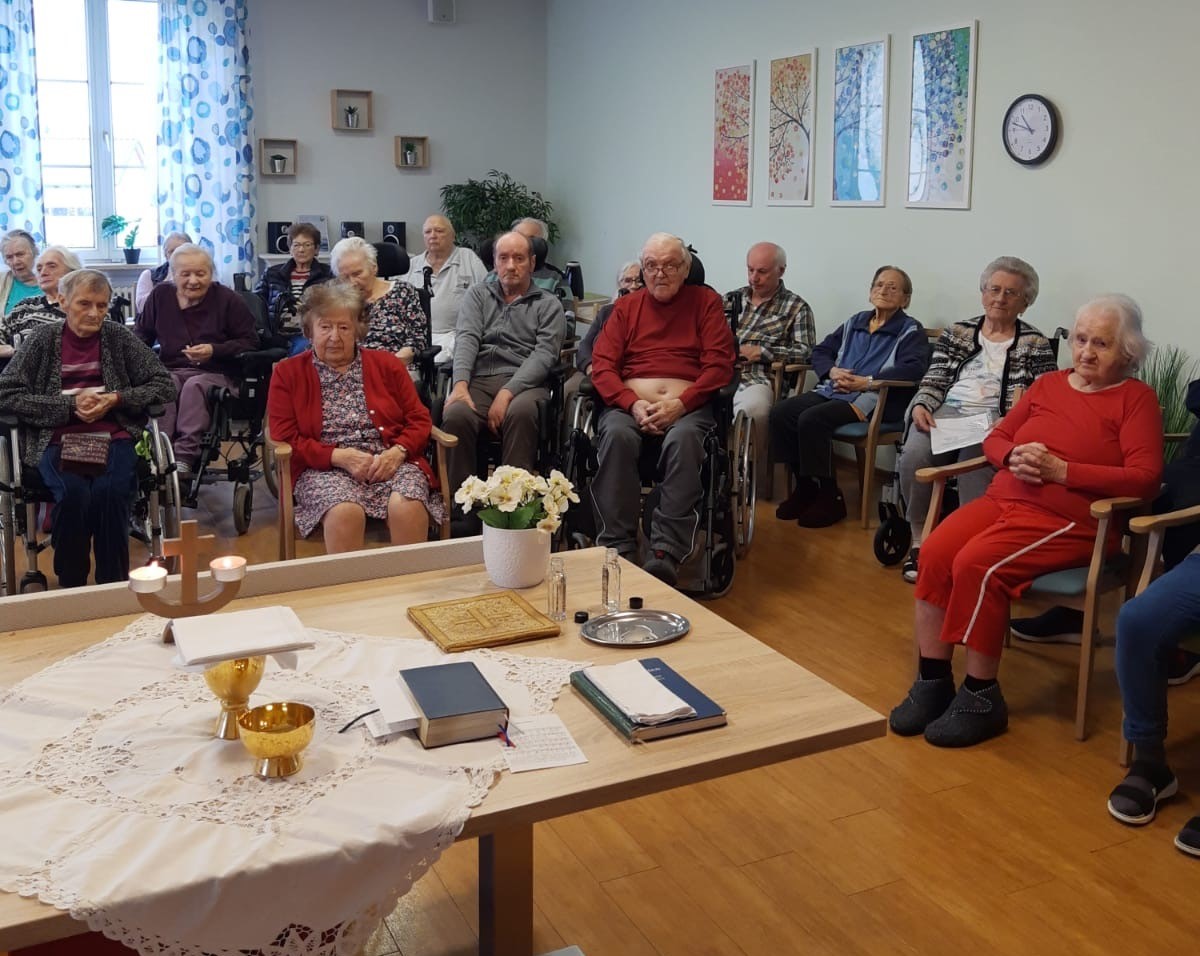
[1003,95,1059,165]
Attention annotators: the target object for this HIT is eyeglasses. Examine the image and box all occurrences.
[984,284,1025,301]
[290,241,316,250]
[642,260,683,276]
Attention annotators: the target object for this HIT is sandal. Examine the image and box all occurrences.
[901,548,919,584]
[1107,760,1178,826]
[1175,816,1200,857]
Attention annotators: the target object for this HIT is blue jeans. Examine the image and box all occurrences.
[38,439,137,588]
[1116,552,1200,747]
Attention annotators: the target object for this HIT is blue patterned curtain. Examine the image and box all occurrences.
[157,0,255,283]
[0,0,45,242]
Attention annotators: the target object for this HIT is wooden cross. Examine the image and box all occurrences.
[160,520,217,606]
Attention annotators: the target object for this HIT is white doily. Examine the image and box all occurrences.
[0,615,584,956]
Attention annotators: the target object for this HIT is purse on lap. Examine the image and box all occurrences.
[59,432,112,475]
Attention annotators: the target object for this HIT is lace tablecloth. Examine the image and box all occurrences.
[0,615,581,956]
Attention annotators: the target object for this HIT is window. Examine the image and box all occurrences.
[34,0,158,259]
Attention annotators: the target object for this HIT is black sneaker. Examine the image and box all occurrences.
[1167,649,1200,686]
[775,480,816,520]
[923,682,1009,747]
[1010,606,1084,645]
[643,550,679,587]
[902,548,920,584]
[888,675,955,736]
[1175,816,1200,857]
[795,486,847,528]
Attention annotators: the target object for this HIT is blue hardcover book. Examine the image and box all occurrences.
[399,661,509,748]
[571,657,726,742]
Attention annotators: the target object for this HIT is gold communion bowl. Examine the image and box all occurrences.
[237,702,316,778]
[203,656,267,740]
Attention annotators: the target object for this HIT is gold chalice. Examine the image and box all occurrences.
[237,702,316,778]
[202,656,266,740]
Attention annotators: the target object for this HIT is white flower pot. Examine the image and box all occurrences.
[481,525,550,589]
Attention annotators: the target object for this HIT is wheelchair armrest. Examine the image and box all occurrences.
[1129,503,1200,534]
[236,347,288,373]
[717,381,738,400]
[416,345,441,365]
[147,403,166,418]
[578,377,595,396]
[0,412,18,427]
[915,455,990,484]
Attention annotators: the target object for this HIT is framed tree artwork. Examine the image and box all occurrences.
[766,51,816,206]
[713,62,755,205]
[831,38,889,206]
[906,21,978,209]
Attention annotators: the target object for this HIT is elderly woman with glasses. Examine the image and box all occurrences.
[254,223,333,353]
[769,265,929,528]
[330,236,428,366]
[1,229,40,316]
[0,245,83,361]
[895,257,1058,583]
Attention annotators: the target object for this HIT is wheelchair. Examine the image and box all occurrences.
[0,409,180,595]
[560,376,753,598]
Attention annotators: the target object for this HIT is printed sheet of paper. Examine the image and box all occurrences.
[501,714,587,773]
[929,412,993,455]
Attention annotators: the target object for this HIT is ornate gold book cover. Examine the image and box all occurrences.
[407,590,562,652]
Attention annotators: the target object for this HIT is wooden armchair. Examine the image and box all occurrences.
[916,456,1152,740]
[764,360,811,499]
[272,426,458,561]
[834,378,919,528]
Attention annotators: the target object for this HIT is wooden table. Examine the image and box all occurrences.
[0,548,884,956]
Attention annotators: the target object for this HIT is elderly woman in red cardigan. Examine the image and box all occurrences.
[267,282,444,553]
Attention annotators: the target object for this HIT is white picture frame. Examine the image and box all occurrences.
[830,36,889,207]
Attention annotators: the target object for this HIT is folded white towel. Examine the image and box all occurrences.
[583,659,695,725]
[171,606,314,666]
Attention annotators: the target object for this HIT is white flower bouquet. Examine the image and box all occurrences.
[454,466,580,533]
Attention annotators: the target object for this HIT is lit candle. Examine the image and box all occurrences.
[129,564,168,593]
[209,555,247,583]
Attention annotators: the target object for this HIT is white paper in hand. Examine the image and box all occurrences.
[584,659,695,725]
[171,606,314,666]
[929,411,993,455]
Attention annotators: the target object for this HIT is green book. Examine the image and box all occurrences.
[570,659,726,742]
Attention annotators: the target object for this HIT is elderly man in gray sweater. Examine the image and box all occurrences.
[443,230,565,504]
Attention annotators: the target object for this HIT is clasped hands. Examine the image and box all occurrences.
[631,397,685,435]
[828,366,872,394]
[73,391,119,423]
[181,343,214,366]
[332,444,407,483]
[1007,442,1067,486]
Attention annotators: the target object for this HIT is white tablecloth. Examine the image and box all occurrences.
[0,615,581,956]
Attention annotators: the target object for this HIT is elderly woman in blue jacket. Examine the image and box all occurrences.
[769,265,928,527]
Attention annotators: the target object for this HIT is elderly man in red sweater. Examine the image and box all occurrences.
[589,233,735,585]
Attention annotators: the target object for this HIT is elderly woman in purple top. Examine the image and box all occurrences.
[134,243,257,478]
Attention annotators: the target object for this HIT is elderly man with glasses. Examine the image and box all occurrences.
[589,232,735,586]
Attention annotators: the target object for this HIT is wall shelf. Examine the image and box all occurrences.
[259,139,298,177]
[394,135,429,169]
[331,89,373,131]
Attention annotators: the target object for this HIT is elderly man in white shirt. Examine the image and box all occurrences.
[404,215,487,362]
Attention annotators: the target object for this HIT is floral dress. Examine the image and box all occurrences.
[363,281,428,355]
[292,355,446,537]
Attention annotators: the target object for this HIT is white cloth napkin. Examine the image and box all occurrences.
[170,606,315,666]
[583,659,695,725]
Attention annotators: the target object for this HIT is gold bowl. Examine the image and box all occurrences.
[237,702,316,778]
[203,656,266,740]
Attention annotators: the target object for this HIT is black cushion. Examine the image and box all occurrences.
[373,242,409,279]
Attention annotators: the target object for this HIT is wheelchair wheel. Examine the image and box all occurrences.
[153,430,182,563]
[873,510,911,566]
[233,483,254,535]
[19,569,48,593]
[730,411,756,558]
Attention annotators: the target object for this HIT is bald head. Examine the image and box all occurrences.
[746,242,786,302]
[493,231,534,298]
[422,215,455,260]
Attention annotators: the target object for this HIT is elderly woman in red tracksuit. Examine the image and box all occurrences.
[889,293,1163,747]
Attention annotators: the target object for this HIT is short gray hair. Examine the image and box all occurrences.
[1,228,37,257]
[511,217,548,239]
[330,236,377,276]
[162,231,192,253]
[981,256,1039,307]
[616,260,640,285]
[37,245,82,273]
[58,268,112,302]
[299,281,368,340]
[169,242,214,275]
[640,232,692,270]
[1076,294,1150,374]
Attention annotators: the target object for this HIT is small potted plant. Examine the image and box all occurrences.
[403,141,417,166]
[344,105,359,129]
[269,153,287,174]
[100,215,142,264]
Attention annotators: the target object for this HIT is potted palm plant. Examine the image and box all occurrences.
[344,105,359,129]
[439,169,559,251]
[100,215,142,264]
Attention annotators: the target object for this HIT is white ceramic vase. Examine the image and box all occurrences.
[481,524,550,589]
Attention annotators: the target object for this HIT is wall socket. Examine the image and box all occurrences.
[427,0,454,24]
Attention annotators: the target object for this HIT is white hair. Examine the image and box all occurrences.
[1075,294,1151,374]
[330,236,377,276]
[169,242,214,274]
[511,217,548,239]
[36,245,82,273]
[640,232,692,270]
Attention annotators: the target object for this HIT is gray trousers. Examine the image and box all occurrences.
[897,423,994,541]
[442,373,548,496]
[591,404,715,562]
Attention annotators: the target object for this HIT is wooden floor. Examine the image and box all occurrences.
[8,468,1200,954]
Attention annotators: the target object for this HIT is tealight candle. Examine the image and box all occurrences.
[209,555,247,583]
[129,564,168,593]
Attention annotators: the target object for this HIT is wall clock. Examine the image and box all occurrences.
[1002,94,1059,166]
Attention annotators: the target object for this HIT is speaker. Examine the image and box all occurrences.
[340,220,365,240]
[381,220,407,247]
[427,0,455,24]
[267,221,292,254]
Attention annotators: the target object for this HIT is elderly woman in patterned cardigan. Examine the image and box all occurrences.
[896,256,1058,583]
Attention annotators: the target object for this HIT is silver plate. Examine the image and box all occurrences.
[579,610,690,647]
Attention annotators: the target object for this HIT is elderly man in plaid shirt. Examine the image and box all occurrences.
[722,242,815,488]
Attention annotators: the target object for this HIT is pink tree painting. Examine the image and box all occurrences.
[713,63,754,204]
[767,52,815,205]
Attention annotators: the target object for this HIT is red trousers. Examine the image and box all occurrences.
[915,495,1104,658]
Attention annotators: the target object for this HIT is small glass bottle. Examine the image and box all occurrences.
[547,557,567,622]
[601,548,621,613]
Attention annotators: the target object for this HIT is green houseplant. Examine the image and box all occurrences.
[100,215,142,264]
[1138,344,1199,463]
[439,169,559,251]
